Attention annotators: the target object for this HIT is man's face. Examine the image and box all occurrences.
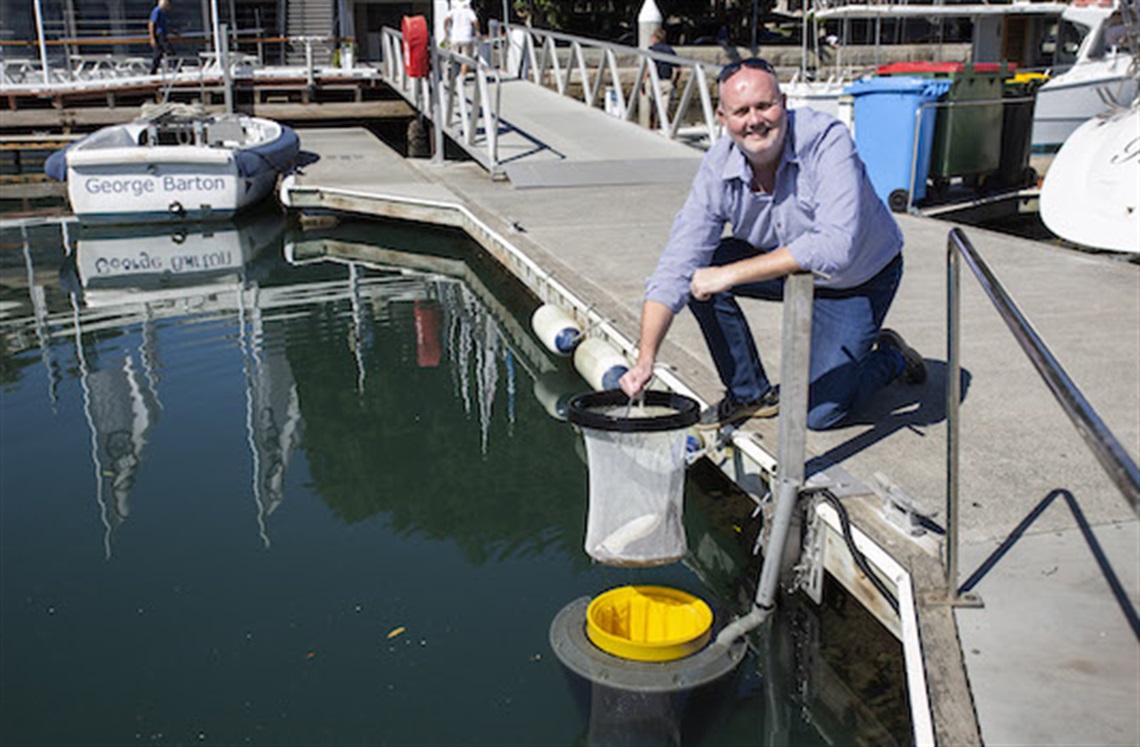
[716,66,787,169]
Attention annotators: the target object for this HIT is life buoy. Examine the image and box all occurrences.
[401,15,430,78]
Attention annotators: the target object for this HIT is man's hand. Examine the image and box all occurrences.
[620,359,654,398]
[691,247,803,301]
[690,265,737,301]
[620,300,675,397]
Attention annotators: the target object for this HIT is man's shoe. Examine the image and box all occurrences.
[695,387,780,430]
[878,328,927,385]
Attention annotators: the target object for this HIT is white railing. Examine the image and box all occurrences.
[381,27,503,171]
[503,26,723,145]
[380,24,728,161]
[0,31,372,93]
[439,48,502,166]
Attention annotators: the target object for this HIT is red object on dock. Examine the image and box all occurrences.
[878,61,965,75]
[402,16,430,78]
[877,61,1017,76]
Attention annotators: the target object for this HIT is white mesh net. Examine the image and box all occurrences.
[580,404,689,566]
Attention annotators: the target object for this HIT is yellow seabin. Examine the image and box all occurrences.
[586,586,713,662]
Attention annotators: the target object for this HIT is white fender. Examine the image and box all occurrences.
[531,304,583,356]
[277,173,296,208]
[573,337,629,391]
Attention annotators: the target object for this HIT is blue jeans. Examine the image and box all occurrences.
[688,238,904,430]
[150,34,174,75]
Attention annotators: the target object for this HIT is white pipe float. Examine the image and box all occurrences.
[573,337,629,391]
[531,304,583,356]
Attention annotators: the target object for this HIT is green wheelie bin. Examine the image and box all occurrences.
[877,62,1010,191]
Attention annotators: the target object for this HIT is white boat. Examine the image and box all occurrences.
[1031,0,1138,153]
[45,105,300,223]
[1039,99,1139,253]
[802,2,1070,121]
[784,73,852,124]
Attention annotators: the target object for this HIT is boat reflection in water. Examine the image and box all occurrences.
[24,212,582,557]
[57,210,286,555]
[67,207,283,306]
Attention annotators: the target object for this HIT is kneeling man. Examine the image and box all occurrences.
[620,58,925,430]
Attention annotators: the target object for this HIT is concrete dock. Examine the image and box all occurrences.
[283,118,1139,745]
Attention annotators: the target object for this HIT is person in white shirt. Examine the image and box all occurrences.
[444,0,480,76]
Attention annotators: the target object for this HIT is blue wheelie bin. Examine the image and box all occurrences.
[845,76,952,212]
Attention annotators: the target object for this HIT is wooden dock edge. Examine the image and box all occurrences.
[844,497,983,746]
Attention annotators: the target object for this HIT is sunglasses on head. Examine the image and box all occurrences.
[718,57,776,83]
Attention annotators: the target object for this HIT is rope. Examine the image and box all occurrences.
[139,101,206,122]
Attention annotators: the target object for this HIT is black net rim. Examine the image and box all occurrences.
[567,390,700,432]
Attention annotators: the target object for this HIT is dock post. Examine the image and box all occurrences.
[714,272,813,646]
[431,44,444,165]
[32,0,51,87]
[305,39,315,88]
[220,23,234,114]
[946,236,961,601]
[637,0,661,129]
[754,271,813,609]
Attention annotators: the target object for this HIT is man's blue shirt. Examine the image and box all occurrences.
[150,5,170,36]
[648,41,676,80]
[645,106,903,313]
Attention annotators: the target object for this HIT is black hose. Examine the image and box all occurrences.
[820,490,899,614]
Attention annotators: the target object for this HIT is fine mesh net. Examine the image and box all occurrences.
[569,393,699,567]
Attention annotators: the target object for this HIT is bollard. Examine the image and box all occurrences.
[637,0,662,129]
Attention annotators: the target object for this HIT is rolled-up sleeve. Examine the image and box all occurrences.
[784,121,863,279]
[644,149,729,313]
[644,109,901,306]
[780,111,902,288]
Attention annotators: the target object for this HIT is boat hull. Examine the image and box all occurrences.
[66,148,278,223]
[53,115,299,224]
[1031,54,1139,153]
[1039,104,1140,253]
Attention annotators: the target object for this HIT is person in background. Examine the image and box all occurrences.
[148,0,174,75]
[443,0,481,78]
[646,27,678,129]
[620,58,926,431]
[818,29,840,65]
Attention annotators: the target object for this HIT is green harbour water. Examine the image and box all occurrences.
[0,210,909,746]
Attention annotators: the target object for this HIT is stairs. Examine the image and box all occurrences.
[285,0,335,66]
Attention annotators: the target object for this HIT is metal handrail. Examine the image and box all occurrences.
[505,25,723,145]
[379,27,502,170]
[0,31,365,91]
[945,227,1140,600]
[385,23,892,158]
[438,46,502,168]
